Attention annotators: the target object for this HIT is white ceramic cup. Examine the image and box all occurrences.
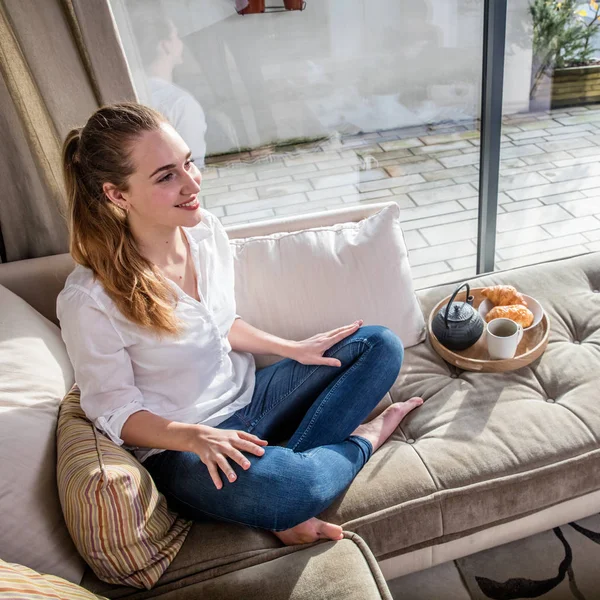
[486,318,524,360]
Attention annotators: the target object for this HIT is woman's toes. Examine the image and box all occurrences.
[316,520,343,540]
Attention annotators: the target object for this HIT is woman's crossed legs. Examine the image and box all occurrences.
[144,325,423,542]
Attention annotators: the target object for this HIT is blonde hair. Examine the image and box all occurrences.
[62,102,182,337]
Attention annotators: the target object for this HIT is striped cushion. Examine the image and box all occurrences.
[56,386,192,589]
[0,558,106,600]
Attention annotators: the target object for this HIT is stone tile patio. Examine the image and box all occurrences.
[202,106,600,290]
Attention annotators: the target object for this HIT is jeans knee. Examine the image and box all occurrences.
[361,325,404,371]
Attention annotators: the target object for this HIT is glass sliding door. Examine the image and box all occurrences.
[109,0,486,289]
[492,0,599,273]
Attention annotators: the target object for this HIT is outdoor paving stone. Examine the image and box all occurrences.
[500,144,546,159]
[541,163,600,183]
[500,163,555,177]
[496,225,551,249]
[542,123,597,135]
[419,130,480,145]
[379,138,424,151]
[496,244,589,271]
[422,165,478,182]
[506,175,600,201]
[499,172,549,191]
[583,186,600,197]
[205,187,258,208]
[408,240,478,267]
[542,215,600,236]
[341,189,396,203]
[507,129,549,141]
[496,204,571,232]
[308,172,359,190]
[451,174,480,185]
[392,179,452,195]
[457,197,479,211]
[409,183,477,206]
[385,160,444,177]
[293,165,360,181]
[497,233,588,260]
[397,200,464,222]
[560,196,600,217]
[521,151,572,165]
[586,240,600,251]
[555,113,600,126]
[403,230,429,250]
[255,180,312,199]
[357,174,425,193]
[401,209,478,232]
[230,175,292,192]
[420,217,478,244]
[274,197,344,216]
[458,146,480,155]
[411,140,473,155]
[448,254,477,270]
[206,172,257,187]
[539,190,586,205]
[414,266,476,290]
[412,261,451,278]
[553,154,600,168]
[307,184,357,202]
[542,131,594,143]
[502,199,544,212]
[316,157,361,170]
[583,229,600,241]
[562,146,600,158]
[225,193,307,216]
[363,148,413,161]
[439,153,480,168]
[283,151,341,167]
[221,208,275,225]
[200,185,229,197]
[515,119,559,130]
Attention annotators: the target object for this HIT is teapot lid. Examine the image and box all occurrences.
[445,302,472,322]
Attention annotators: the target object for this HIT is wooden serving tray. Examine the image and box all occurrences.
[427,287,550,373]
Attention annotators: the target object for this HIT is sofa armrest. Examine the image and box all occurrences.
[81,532,392,600]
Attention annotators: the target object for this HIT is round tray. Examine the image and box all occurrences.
[427,287,550,373]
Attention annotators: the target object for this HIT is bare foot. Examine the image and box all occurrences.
[351,397,424,452]
[273,517,344,545]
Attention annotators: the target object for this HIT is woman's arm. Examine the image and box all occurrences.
[227,317,296,358]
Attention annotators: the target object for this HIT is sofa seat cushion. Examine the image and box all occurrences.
[319,251,600,559]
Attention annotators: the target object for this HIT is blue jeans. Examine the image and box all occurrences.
[144,325,404,531]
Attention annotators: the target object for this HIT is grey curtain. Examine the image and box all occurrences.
[0,0,136,262]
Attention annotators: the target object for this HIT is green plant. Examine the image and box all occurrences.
[530,0,600,94]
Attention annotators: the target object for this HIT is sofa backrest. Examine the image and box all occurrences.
[0,202,389,325]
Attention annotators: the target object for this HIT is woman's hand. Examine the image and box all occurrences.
[188,425,268,489]
[286,319,364,367]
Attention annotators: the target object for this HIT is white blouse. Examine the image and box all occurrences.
[56,208,256,463]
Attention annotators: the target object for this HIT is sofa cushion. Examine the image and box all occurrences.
[0,558,107,600]
[81,533,392,600]
[0,285,84,584]
[230,202,426,368]
[56,387,192,590]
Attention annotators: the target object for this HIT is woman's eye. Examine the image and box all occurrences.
[185,158,195,169]
[159,173,174,183]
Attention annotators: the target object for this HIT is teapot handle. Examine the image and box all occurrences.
[443,282,471,328]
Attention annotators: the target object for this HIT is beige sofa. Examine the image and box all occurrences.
[1,202,599,599]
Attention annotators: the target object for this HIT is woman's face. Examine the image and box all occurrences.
[104,122,202,230]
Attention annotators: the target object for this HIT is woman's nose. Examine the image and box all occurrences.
[183,167,201,194]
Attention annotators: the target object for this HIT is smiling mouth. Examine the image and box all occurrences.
[175,197,200,209]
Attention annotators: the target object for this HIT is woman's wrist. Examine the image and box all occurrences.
[182,422,209,453]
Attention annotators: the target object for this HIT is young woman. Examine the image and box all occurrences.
[57,102,423,546]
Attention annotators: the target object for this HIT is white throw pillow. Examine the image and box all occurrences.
[230,202,426,369]
[0,285,84,584]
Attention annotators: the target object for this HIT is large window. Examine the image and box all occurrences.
[109,0,596,288]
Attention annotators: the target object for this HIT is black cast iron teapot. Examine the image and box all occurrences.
[431,282,485,351]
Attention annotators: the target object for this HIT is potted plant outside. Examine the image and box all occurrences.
[238,0,265,14]
[530,0,600,109]
[283,0,305,9]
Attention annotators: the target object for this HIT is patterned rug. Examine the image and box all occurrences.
[389,514,600,600]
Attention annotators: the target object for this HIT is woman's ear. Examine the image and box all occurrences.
[102,182,129,212]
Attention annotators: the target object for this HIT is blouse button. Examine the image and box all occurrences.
[407,438,415,444]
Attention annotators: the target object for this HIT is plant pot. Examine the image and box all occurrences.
[238,0,265,14]
[530,64,600,110]
[283,0,304,10]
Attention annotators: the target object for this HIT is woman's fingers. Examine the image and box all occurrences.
[207,462,223,490]
[216,454,237,483]
[238,431,268,446]
[235,439,267,457]
[226,446,253,469]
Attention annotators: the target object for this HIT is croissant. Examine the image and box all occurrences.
[485,305,534,328]
[482,285,528,307]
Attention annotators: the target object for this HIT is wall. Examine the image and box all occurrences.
[111,0,534,156]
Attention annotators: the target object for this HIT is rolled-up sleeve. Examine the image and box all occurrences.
[57,287,149,446]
